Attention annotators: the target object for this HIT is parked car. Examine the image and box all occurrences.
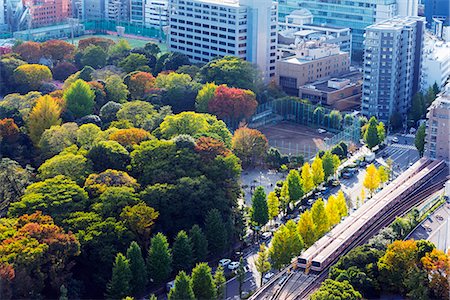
[219,258,231,267]
[392,137,399,143]
[342,172,353,179]
[262,232,272,240]
[331,180,340,187]
[263,272,275,284]
[228,261,240,270]
[318,128,327,134]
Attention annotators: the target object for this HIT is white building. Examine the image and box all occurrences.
[144,0,168,27]
[397,0,419,17]
[0,0,6,29]
[168,0,278,81]
[421,33,450,91]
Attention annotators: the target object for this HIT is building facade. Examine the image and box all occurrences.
[421,34,450,91]
[130,0,144,24]
[144,0,168,27]
[277,0,418,60]
[23,0,71,28]
[425,84,450,163]
[276,41,350,95]
[361,16,425,125]
[168,0,278,81]
[424,0,449,28]
[105,0,129,21]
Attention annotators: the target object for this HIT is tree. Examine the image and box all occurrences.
[154,52,190,74]
[301,162,315,193]
[335,190,348,218]
[172,230,194,273]
[237,257,246,298]
[415,123,426,157]
[311,199,330,239]
[269,220,304,269]
[378,166,389,185]
[421,248,450,300]
[108,39,131,62]
[13,64,52,91]
[93,186,139,218]
[280,181,290,214]
[189,225,208,263]
[147,233,172,285]
[255,244,271,286]
[127,72,156,99]
[363,164,380,196]
[286,169,303,202]
[267,191,280,221]
[251,186,269,228]
[76,123,102,149]
[27,95,61,144]
[168,271,195,300]
[410,92,426,122]
[196,82,218,112]
[121,203,159,251]
[325,195,340,227]
[116,100,158,130]
[155,72,201,112]
[88,140,130,172]
[38,152,92,185]
[119,53,149,73]
[126,241,148,296]
[106,253,132,299]
[105,75,129,103]
[81,45,108,68]
[322,152,335,180]
[310,279,362,300]
[213,265,226,299]
[312,156,325,186]
[109,128,152,148]
[78,37,115,51]
[42,40,75,62]
[191,263,216,300]
[205,209,227,255]
[377,122,386,144]
[297,210,316,247]
[14,41,42,63]
[231,127,268,166]
[63,79,95,119]
[364,117,380,149]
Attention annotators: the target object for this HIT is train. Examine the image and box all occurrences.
[298,158,448,273]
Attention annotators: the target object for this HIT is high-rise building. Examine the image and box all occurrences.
[130,0,145,24]
[144,0,168,27]
[0,0,6,30]
[277,0,418,60]
[425,83,450,163]
[81,0,104,20]
[23,0,72,28]
[421,33,450,91]
[105,0,129,21]
[168,0,278,81]
[424,0,449,28]
[361,16,425,125]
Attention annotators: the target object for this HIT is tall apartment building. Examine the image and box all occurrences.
[425,84,450,163]
[421,34,450,91]
[81,0,104,20]
[130,0,144,24]
[168,0,278,81]
[105,0,129,21]
[144,0,168,27]
[424,0,449,28]
[23,0,71,28]
[277,0,418,60]
[361,17,425,125]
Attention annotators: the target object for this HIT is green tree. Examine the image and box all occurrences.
[87,140,130,172]
[378,166,389,185]
[255,244,271,286]
[214,265,226,299]
[269,220,304,269]
[251,186,269,228]
[81,45,108,68]
[192,263,216,300]
[377,122,386,144]
[189,225,208,263]
[147,233,172,285]
[364,117,380,149]
[205,209,227,255]
[76,123,102,149]
[280,181,290,214]
[286,169,303,202]
[322,152,335,180]
[415,123,426,157]
[105,75,129,103]
[106,253,132,299]
[311,199,330,239]
[237,257,246,297]
[13,63,52,91]
[126,241,148,296]
[196,82,218,112]
[310,279,362,300]
[38,152,92,185]
[297,210,316,247]
[172,230,194,273]
[168,271,195,300]
[64,79,95,119]
[267,191,280,221]
[119,53,149,73]
[301,163,315,193]
[93,186,139,218]
[312,156,325,186]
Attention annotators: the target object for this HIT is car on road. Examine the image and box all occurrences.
[219,258,231,267]
[262,232,272,240]
[228,261,240,270]
[392,137,399,143]
[307,198,315,205]
[263,272,275,283]
[331,180,340,187]
[318,128,327,134]
[341,172,353,179]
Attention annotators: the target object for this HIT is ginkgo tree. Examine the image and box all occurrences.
[364,164,381,196]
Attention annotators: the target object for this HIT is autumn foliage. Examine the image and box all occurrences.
[78,37,115,51]
[231,127,268,166]
[41,40,76,62]
[27,95,62,144]
[109,128,152,147]
[195,136,231,160]
[13,41,43,63]
[207,85,258,121]
[13,64,52,91]
[127,72,156,99]
[0,118,20,142]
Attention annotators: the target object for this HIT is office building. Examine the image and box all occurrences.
[23,0,71,28]
[79,0,104,20]
[168,0,278,81]
[144,0,168,27]
[421,34,450,91]
[424,0,449,28]
[425,83,450,163]
[298,71,362,111]
[278,9,352,55]
[361,16,425,125]
[276,41,350,95]
[105,0,129,21]
[130,0,144,24]
[277,0,418,59]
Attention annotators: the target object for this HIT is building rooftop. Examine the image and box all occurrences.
[300,71,362,92]
[367,16,425,30]
[423,33,450,62]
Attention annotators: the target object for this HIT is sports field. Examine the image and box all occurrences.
[258,121,333,158]
[71,34,168,52]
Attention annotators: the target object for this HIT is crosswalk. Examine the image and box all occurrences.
[381,144,419,171]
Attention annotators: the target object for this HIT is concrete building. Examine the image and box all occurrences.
[361,16,425,125]
[277,0,418,60]
[421,33,450,91]
[276,41,350,95]
[144,0,168,27]
[105,0,129,21]
[168,0,278,81]
[424,0,449,28]
[23,0,71,28]
[0,0,5,30]
[81,0,104,20]
[278,9,352,55]
[130,0,144,24]
[425,84,450,163]
[298,71,362,111]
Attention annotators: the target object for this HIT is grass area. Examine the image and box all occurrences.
[71,34,168,52]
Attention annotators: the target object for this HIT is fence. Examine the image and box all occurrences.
[83,20,165,40]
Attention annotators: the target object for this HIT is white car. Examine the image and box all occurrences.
[261,232,272,240]
[219,258,231,267]
[392,137,399,143]
[228,261,240,270]
[318,128,327,134]
[263,272,275,283]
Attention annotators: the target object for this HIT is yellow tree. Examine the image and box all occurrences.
[325,195,340,226]
[378,166,389,185]
[267,191,280,221]
[280,181,289,214]
[311,156,325,186]
[297,210,316,247]
[335,190,348,218]
[27,95,62,144]
[360,188,366,204]
[421,249,450,300]
[311,199,329,239]
[301,162,314,193]
[363,164,380,196]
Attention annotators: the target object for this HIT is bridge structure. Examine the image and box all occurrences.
[250,158,449,300]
